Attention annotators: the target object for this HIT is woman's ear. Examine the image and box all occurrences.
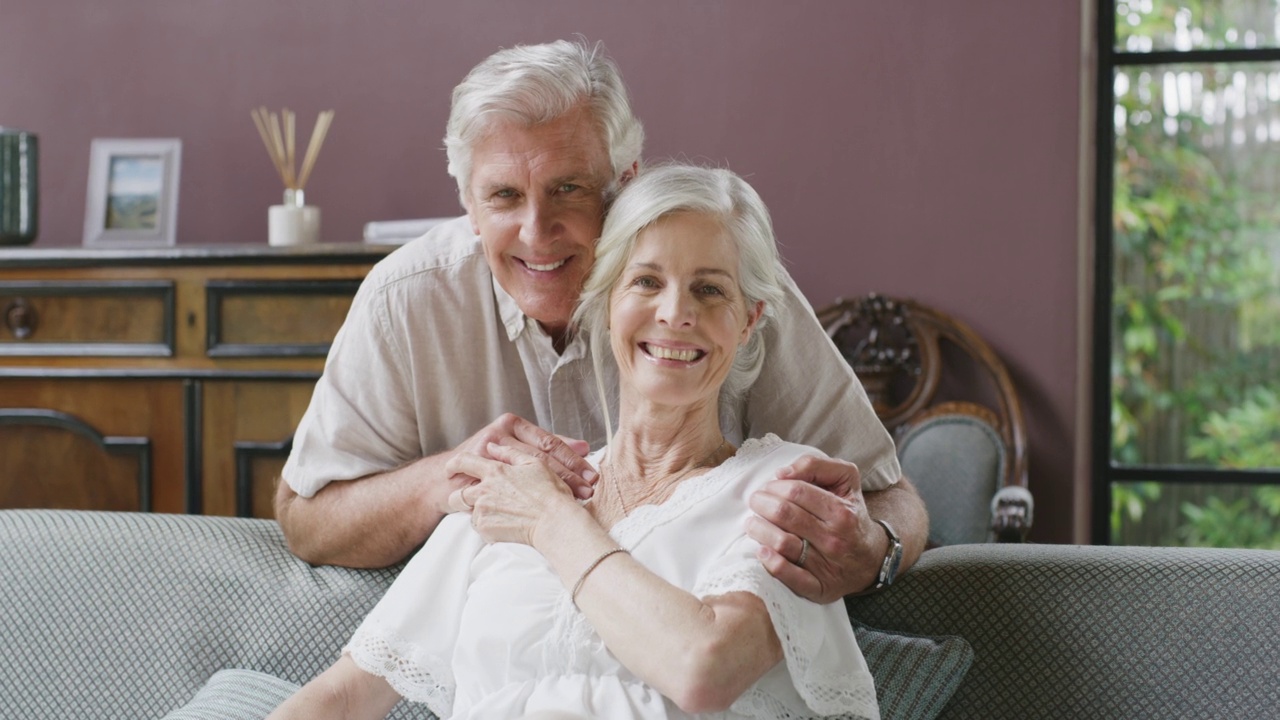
[741,301,765,344]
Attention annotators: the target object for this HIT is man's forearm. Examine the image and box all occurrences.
[864,475,928,575]
[274,454,450,568]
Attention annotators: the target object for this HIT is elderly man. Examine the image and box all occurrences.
[276,40,926,603]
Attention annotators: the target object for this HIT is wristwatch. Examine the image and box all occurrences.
[870,519,904,592]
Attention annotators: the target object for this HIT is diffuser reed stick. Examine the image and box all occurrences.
[250,107,334,193]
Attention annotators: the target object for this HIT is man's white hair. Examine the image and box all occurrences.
[445,39,645,205]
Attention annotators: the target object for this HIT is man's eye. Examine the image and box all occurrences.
[558,183,581,194]
[494,189,517,200]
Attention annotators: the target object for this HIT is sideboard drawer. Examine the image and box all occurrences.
[206,279,361,357]
[0,280,174,356]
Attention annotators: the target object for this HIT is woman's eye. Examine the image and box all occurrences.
[633,276,659,289]
[699,284,725,296]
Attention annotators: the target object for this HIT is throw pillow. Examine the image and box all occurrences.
[161,668,300,720]
[853,621,974,720]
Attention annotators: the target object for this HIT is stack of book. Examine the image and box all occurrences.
[362,218,452,244]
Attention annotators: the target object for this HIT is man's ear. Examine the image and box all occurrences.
[618,161,639,187]
[458,188,479,235]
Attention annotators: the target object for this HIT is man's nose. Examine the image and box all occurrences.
[518,198,559,245]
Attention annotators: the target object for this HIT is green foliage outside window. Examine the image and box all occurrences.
[1109,1,1280,547]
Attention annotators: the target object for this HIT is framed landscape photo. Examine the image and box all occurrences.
[83,138,181,247]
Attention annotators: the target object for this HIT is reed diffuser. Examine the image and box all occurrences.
[251,107,334,246]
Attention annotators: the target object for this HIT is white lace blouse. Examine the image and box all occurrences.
[344,434,880,720]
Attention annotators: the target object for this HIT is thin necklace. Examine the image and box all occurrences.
[606,438,731,516]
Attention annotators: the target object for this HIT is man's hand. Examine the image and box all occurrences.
[275,413,596,569]
[746,455,885,603]
[443,413,596,514]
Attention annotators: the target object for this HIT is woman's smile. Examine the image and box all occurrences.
[640,341,707,364]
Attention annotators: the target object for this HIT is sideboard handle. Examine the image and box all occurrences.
[4,297,37,340]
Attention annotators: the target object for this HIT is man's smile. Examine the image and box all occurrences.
[519,257,570,272]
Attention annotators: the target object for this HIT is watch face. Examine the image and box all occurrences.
[884,542,904,584]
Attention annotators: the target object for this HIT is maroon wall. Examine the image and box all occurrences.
[0,1,1084,542]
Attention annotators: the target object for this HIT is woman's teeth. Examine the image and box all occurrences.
[645,344,702,362]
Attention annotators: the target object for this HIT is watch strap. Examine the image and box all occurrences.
[871,518,903,591]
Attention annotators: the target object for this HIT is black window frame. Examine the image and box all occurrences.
[1091,0,1280,544]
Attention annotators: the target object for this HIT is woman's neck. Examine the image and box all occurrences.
[608,395,726,479]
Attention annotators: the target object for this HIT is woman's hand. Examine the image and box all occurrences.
[439,414,597,519]
[444,442,585,549]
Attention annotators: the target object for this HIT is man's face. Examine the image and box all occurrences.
[466,106,616,339]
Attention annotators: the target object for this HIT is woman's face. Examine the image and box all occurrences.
[608,211,763,412]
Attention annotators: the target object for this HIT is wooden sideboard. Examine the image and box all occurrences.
[0,244,395,519]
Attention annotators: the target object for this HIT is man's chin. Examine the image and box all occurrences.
[520,299,575,335]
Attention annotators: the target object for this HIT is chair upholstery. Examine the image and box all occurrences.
[816,294,1031,544]
[897,415,1005,546]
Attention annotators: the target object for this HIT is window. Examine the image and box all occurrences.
[1094,0,1280,547]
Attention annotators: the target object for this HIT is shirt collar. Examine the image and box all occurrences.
[491,274,526,341]
[490,272,587,360]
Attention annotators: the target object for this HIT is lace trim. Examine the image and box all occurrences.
[344,622,454,716]
[608,433,785,550]
[732,686,877,720]
[575,435,878,718]
[543,435,787,676]
[699,560,878,719]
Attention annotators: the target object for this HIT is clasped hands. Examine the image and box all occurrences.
[440,414,884,603]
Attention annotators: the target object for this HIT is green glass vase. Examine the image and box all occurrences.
[0,127,38,246]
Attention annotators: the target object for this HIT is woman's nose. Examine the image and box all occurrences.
[656,289,695,327]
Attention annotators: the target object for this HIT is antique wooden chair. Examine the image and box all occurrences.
[816,293,1032,545]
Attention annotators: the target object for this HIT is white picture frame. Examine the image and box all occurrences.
[83,138,181,247]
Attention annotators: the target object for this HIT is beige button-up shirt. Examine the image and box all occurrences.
[283,217,899,497]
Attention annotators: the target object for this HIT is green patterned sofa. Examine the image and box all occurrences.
[1,509,1277,719]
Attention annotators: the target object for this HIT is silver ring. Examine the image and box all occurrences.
[797,537,809,567]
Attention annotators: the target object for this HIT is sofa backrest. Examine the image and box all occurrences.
[847,542,1280,719]
[0,509,431,719]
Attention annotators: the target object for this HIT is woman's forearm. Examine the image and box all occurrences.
[533,507,782,714]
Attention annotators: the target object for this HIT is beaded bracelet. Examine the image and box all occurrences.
[571,547,629,604]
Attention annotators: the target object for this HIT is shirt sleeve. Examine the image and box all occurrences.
[742,268,901,492]
[281,263,422,497]
[693,533,880,720]
[343,514,484,715]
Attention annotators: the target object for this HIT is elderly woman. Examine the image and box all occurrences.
[269,165,880,720]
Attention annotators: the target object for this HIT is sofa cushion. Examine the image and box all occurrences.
[161,669,299,720]
[854,621,974,720]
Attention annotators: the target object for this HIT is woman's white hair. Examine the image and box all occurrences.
[445,39,645,204]
[573,164,787,440]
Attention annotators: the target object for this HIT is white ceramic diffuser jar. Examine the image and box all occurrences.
[268,188,320,246]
